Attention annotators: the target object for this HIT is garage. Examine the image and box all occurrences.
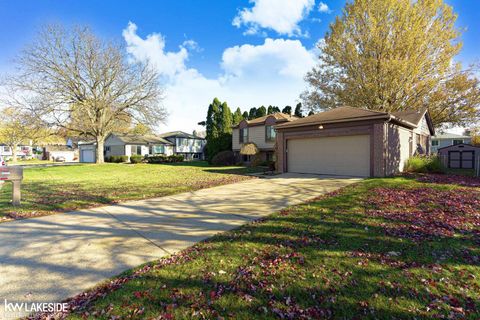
[287,135,370,177]
[275,106,435,177]
[80,150,95,163]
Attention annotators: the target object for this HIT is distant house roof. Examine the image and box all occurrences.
[110,133,173,145]
[432,133,471,140]
[158,131,205,140]
[276,106,434,135]
[233,113,298,128]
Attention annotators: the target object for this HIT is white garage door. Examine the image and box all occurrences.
[81,150,95,163]
[287,135,371,177]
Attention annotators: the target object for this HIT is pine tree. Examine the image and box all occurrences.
[256,106,267,118]
[248,107,257,120]
[219,102,233,151]
[205,98,222,161]
[242,111,249,120]
[267,105,274,114]
[294,103,303,117]
[272,106,281,113]
[282,106,292,115]
[308,110,315,116]
[232,107,243,125]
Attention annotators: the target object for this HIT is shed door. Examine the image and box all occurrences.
[287,135,371,177]
[449,151,474,169]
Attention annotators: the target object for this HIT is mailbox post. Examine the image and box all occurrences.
[0,166,23,206]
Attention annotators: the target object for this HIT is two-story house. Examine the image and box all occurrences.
[232,113,298,163]
[431,133,471,153]
[159,131,206,160]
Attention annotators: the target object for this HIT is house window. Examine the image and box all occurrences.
[137,145,142,155]
[240,128,248,143]
[266,152,274,162]
[152,145,165,154]
[453,139,463,145]
[432,140,439,146]
[3,146,10,153]
[105,146,111,152]
[193,153,199,159]
[265,125,276,141]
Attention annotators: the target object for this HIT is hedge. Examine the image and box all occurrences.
[130,155,143,164]
[146,154,184,164]
[105,155,128,163]
[404,155,445,173]
[211,151,235,166]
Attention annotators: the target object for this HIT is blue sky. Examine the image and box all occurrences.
[0,0,478,132]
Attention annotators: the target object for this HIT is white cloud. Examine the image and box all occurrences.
[318,2,331,13]
[122,22,189,79]
[123,23,317,133]
[232,0,315,36]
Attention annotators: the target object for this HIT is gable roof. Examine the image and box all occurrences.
[158,131,205,140]
[110,133,173,145]
[275,106,389,129]
[276,106,435,135]
[233,113,298,128]
[437,143,480,151]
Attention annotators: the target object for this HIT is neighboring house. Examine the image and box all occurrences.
[104,133,174,159]
[275,106,435,178]
[431,133,471,153]
[437,143,480,170]
[158,131,206,160]
[43,145,76,162]
[232,113,298,163]
[0,144,33,159]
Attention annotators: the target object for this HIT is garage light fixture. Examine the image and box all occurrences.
[318,125,324,129]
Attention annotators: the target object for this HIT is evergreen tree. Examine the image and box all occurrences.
[272,106,281,113]
[294,103,303,117]
[205,98,222,161]
[308,110,315,116]
[242,111,249,120]
[219,102,233,151]
[256,106,267,118]
[248,107,257,120]
[232,107,243,125]
[267,105,274,114]
[282,106,292,115]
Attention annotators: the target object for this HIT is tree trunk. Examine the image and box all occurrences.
[11,144,18,163]
[96,137,105,164]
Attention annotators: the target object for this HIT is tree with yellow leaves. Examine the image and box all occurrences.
[303,0,480,128]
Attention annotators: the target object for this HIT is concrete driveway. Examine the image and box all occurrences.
[0,173,361,319]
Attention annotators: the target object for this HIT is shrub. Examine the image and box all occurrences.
[105,155,128,163]
[146,154,184,164]
[211,151,235,166]
[405,155,445,173]
[130,155,143,164]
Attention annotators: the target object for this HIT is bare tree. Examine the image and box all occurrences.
[2,24,166,163]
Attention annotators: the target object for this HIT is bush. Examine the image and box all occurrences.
[105,155,128,163]
[405,155,445,173]
[129,155,143,164]
[211,151,235,166]
[146,154,184,164]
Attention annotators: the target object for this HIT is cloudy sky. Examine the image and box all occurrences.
[0,0,478,133]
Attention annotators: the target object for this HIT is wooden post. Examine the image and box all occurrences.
[12,180,21,206]
[1,166,23,206]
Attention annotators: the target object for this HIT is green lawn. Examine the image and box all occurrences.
[51,176,479,319]
[0,162,260,221]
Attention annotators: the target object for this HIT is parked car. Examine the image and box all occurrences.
[55,156,66,162]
